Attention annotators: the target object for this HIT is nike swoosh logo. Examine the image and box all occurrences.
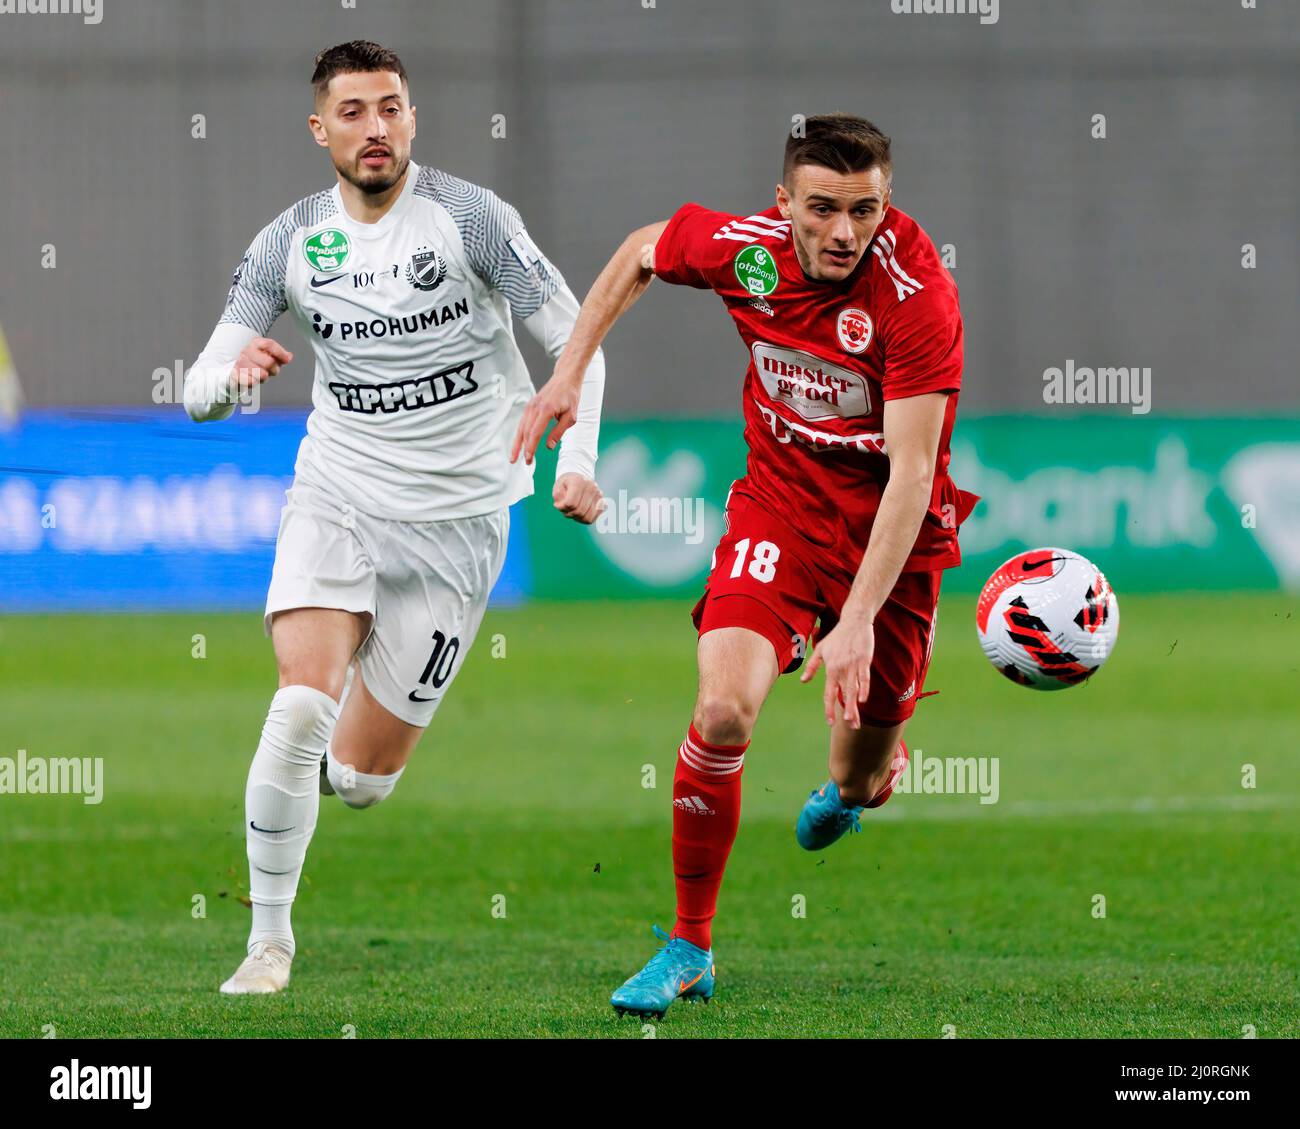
[1022,554,1063,572]
[408,691,438,703]
[249,821,295,834]
[678,969,707,993]
[310,273,347,288]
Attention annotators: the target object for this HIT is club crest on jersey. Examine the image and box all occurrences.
[406,247,448,292]
[836,307,873,354]
[303,229,351,272]
[734,245,779,297]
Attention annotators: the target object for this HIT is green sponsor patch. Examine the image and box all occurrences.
[733,244,779,296]
[303,228,351,272]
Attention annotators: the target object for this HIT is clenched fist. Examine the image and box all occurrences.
[553,472,604,525]
[231,337,293,389]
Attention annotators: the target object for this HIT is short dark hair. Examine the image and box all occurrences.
[311,40,408,107]
[783,114,892,186]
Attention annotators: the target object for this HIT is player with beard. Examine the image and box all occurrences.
[513,114,979,1017]
[185,41,606,994]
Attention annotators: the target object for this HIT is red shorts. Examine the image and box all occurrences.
[691,490,942,727]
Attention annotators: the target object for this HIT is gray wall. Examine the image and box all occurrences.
[0,0,1295,414]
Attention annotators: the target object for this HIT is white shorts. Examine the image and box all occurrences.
[264,480,509,727]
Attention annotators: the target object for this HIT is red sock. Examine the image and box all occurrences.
[671,723,747,951]
[864,740,909,809]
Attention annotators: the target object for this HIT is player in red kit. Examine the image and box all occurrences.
[512,114,978,1018]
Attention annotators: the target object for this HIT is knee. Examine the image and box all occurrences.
[325,747,404,809]
[277,663,347,702]
[263,685,340,765]
[693,693,758,746]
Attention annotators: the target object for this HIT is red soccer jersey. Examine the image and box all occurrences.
[654,201,978,574]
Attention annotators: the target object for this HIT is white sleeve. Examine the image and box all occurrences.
[183,322,257,422]
[521,284,605,483]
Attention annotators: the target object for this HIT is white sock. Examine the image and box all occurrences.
[326,744,405,809]
[245,685,340,958]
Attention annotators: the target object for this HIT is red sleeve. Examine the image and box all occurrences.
[653,202,739,290]
[875,233,964,400]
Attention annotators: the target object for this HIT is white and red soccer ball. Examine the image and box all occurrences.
[976,548,1119,690]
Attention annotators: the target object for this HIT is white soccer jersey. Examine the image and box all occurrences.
[186,160,601,521]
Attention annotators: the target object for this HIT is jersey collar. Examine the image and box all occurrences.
[330,158,420,239]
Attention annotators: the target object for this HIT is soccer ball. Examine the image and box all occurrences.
[976,548,1119,690]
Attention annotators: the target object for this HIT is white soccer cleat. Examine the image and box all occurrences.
[219,941,293,995]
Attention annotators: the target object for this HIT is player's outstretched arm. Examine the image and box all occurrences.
[801,392,948,728]
[511,220,668,466]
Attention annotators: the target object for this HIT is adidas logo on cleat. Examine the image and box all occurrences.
[673,795,716,815]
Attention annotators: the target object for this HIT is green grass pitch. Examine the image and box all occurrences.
[0,594,1296,1038]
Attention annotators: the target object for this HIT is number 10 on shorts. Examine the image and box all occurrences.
[416,630,460,691]
[730,538,780,583]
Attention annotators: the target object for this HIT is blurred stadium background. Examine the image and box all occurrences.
[0,0,1296,608]
[0,1,1297,1038]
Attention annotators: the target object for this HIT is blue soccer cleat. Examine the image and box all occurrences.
[610,925,715,1019]
[795,780,864,851]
